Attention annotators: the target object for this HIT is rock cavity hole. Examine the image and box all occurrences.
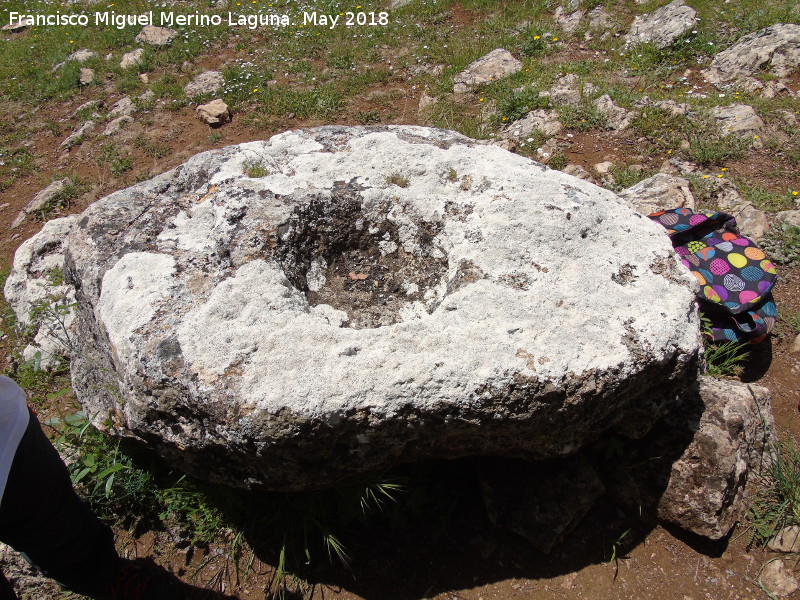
[277,182,447,329]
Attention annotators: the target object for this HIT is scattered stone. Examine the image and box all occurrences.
[478,456,605,553]
[618,173,695,215]
[2,20,29,32]
[593,94,634,130]
[108,97,136,119]
[626,0,697,49]
[70,100,103,119]
[776,210,800,228]
[453,49,522,94]
[761,560,800,598]
[554,6,585,34]
[67,49,97,63]
[79,67,95,86]
[789,334,800,354]
[769,526,800,553]
[702,24,800,87]
[594,161,613,174]
[761,79,793,99]
[390,0,413,7]
[10,179,69,230]
[716,185,769,241]
[588,6,613,29]
[502,109,563,139]
[184,70,225,97]
[10,126,700,490]
[713,104,764,138]
[418,92,437,112]
[655,99,691,116]
[120,48,145,69]
[59,120,95,150]
[564,164,594,181]
[135,25,178,46]
[140,73,150,84]
[540,73,597,107]
[103,116,133,136]
[196,99,231,126]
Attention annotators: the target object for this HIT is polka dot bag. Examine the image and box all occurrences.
[649,208,778,343]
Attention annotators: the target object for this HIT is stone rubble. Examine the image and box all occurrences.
[453,49,522,94]
[184,70,225,97]
[625,0,697,49]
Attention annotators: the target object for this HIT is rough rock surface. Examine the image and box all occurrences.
[1,20,28,32]
[769,526,800,553]
[702,24,800,87]
[10,179,69,230]
[554,7,585,34]
[9,126,700,490]
[593,94,634,131]
[184,70,225,97]
[59,121,95,150]
[502,109,563,139]
[655,377,772,539]
[603,377,772,540]
[103,115,133,136]
[713,104,765,138]
[716,185,770,241]
[120,48,145,69]
[196,99,232,126]
[4,216,79,368]
[135,25,178,46]
[453,49,522,93]
[625,0,697,49]
[761,560,800,598]
[109,97,136,118]
[540,73,596,106]
[67,49,97,63]
[618,173,695,216]
[79,67,95,86]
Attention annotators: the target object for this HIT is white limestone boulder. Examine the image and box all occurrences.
[9,126,701,490]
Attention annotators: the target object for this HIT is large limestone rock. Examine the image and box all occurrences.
[9,126,701,491]
[453,49,522,94]
[703,24,800,87]
[626,0,697,49]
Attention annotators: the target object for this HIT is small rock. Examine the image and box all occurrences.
[502,109,563,139]
[761,560,800,597]
[79,68,95,85]
[138,89,155,103]
[713,104,765,138]
[626,0,698,49]
[554,6,585,34]
[453,49,522,94]
[196,99,231,126]
[594,161,613,174]
[70,100,103,119]
[418,92,437,112]
[139,74,149,84]
[618,173,695,215]
[120,48,145,69]
[59,121,95,150]
[702,24,800,87]
[593,94,634,131]
[135,25,178,46]
[103,116,133,136]
[67,49,97,63]
[10,179,69,229]
[789,334,800,355]
[540,73,597,107]
[184,70,225,97]
[564,164,594,181]
[390,0,413,7]
[776,210,800,228]
[588,6,613,29]
[769,526,800,553]
[108,97,136,118]
[2,20,29,32]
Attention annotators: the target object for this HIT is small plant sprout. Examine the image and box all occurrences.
[243,159,270,178]
[385,172,410,188]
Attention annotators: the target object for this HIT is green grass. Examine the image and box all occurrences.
[748,437,800,548]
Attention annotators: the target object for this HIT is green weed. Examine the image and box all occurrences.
[385,172,410,188]
[495,87,550,124]
[559,104,608,131]
[243,159,270,178]
[761,222,800,267]
[748,437,800,548]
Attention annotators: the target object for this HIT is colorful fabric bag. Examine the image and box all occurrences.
[649,208,778,343]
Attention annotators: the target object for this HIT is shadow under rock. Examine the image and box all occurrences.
[739,336,773,383]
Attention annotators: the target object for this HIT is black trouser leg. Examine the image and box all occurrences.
[0,410,120,595]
